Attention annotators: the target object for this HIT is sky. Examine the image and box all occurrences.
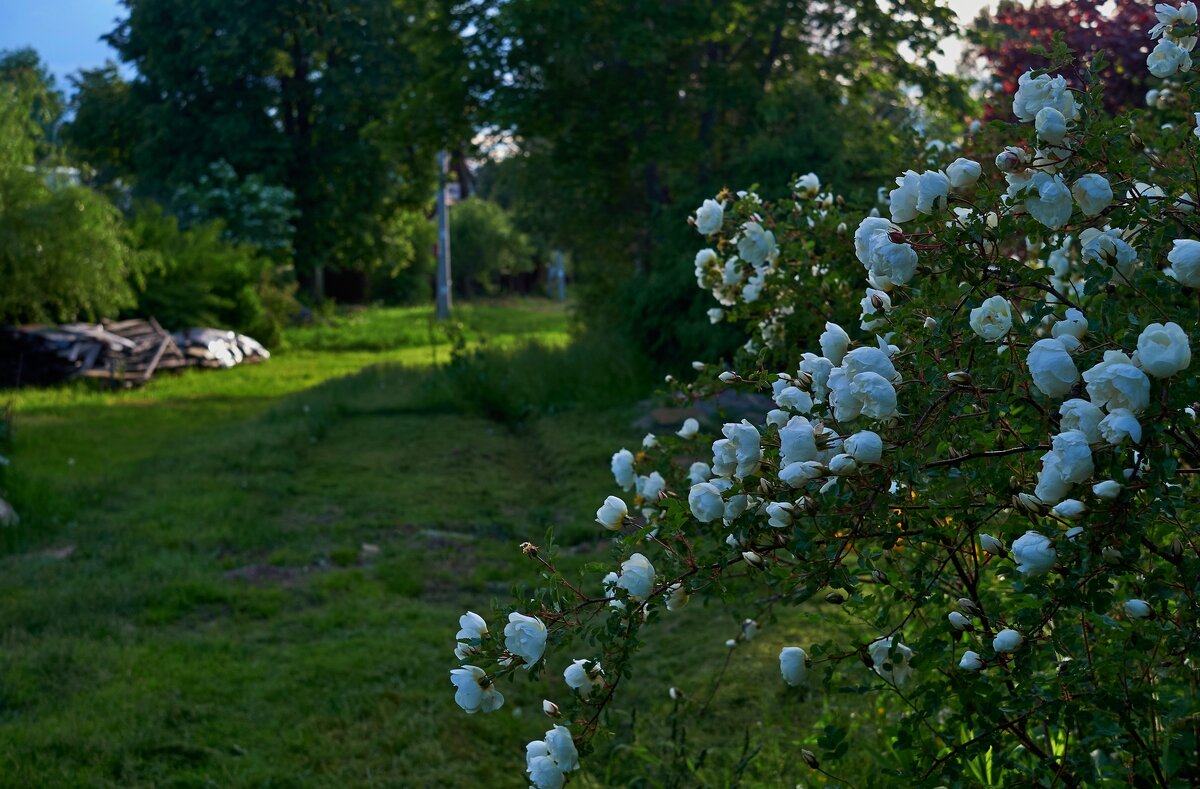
[0,0,125,87]
[0,0,1002,91]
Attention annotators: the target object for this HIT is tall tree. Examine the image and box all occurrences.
[0,48,65,156]
[98,0,442,298]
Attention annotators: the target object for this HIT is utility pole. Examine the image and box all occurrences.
[435,150,452,320]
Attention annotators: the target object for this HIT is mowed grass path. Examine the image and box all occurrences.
[0,301,879,787]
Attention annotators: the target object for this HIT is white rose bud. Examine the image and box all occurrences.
[595,496,628,531]
[1035,106,1068,144]
[980,533,1006,555]
[948,611,973,631]
[780,646,809,686]
[1124,599,1153,619]
[1011,531,1056,576]
[992,628,1024,653]
[676,417,700,439]
[718,371,738,383]
[1051,499,1086,519]
[615,553,656,600]
[543,699,561,718]
[959,650,984,671]
[1027,338,1079,399]
[946,157,982,190]
[1092,479,1122,499]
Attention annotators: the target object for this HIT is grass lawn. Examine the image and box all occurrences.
[0,300,882,787]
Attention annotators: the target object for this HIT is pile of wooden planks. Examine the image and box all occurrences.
[0,318,268,388]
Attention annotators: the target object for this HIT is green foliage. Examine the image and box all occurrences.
[448,198,534,297]
[129,203,297,345]
[63,63,138,186]
[0,83,141,325]
[171,160,297,258]
[102,0,443,295]
[365,208,437,305]
[0,48,64,154]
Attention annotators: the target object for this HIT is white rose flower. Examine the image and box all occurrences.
[1124,599,1153,619]
[780,460,826,487]
[868,637,914,686]
[995,146,1029,173]
[969,295,1014,341]
[946,158,982,189]
[1036,451,1072,505]
[766,408,789,428]
[718,420,761,478]
[1059,399,1104,443]
[687,461,711,486]
[737,221,777,267]
[844,430,883,464]
[780,646,809,686]
[916,170,951,215]
[828,453,857,475]
[1011,531,1056,576]
[451,665,504,713]
[711,438,737,477]
[504,612,548,669]
[1051,430,1094,484]
[543,725,580,773]
[1148,39,1193,78]
[1092,479,1122,499]
[708,307,724,324]
[642,433,658,449]
[774,385,813,413]
[854,217,919,289]
[611,449,635,491]
[527,752,565,789]
[1024,172,1074,229]
[1035,106,1068,144]
[1051,498,1086,519]
[992,628,1024,653]
[1051,308,1089,342]
[694,199,724,235]
[800,353,835,403]
[844,345,898,381]
[1099,408,1142,445]
[795,172,820,196]
[723,493,749,523]
[455,611,489,660]
[564,659,604,693]
[1083,350,1151,412]
[819,321,851,365]
[636,472,666,503]
[1013,71,1079,122]
[688,482,725,522]
[889,170,921,222]
[1136,321,1191,378]
[1027,338,1080,398]
[664,583,689,611]
[850,372,899,420]
[1080,227,1139,280]
[1071,174,1113,216]
[595,495,628,531]
[779,416,818,465]
[959,650,984,671]
[766,501,794,528]
[1166,239,1200,287]
[860,287,893,331]
[615,553,655,600]
[676,418,700,439]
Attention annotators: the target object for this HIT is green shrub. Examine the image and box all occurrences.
[449,198,534,297]
[0,83,143,325]
[130,203,297,345]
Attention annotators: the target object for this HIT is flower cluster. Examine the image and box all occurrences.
[449,12,1200,784]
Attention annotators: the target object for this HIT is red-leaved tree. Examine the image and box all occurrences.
[972,0,1156,117]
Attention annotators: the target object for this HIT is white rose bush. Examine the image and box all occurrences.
[449,28,1200,787]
